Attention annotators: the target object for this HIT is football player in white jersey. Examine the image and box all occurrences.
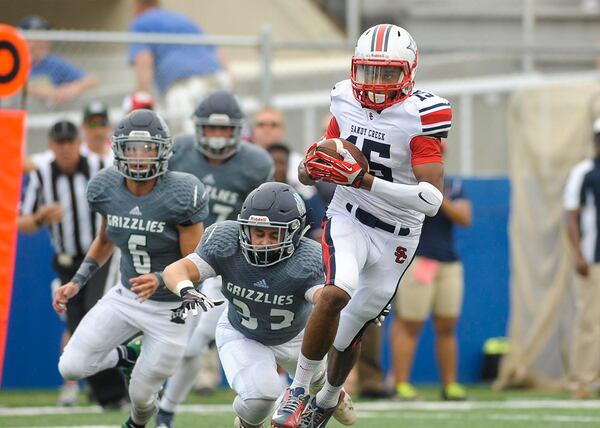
[272,24,452,428]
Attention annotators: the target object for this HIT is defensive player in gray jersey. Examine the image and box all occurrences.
[169,89,274,224]
[52,110,222,428]
[161,183,356,428]
[154,90,274,428]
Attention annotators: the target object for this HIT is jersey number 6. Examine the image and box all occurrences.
[129,234,152,274]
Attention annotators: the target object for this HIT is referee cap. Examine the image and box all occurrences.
[49,120,79,141]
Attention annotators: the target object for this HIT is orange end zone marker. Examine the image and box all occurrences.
[0,24,29,386]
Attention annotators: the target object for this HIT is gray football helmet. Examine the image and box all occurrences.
[238,182,308,267]
[193,90,244,159]
[112,109,172,181]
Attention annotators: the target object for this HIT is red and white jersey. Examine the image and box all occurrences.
[324,79,451,228]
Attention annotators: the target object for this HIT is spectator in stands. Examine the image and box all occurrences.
[18,15,97,105]
[81,101,113,165]
[128,0,232,133]
[391,147,472,401]
[267,143,291,184]
[23,100,113,173]
[252,107,287,150]
[564,117,600,399]
[266,143,325,239]
[18,120,127,409]
[251,107,320,201]
[252,108,328,236]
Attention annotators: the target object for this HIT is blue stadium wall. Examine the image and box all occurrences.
[2,178,510,388]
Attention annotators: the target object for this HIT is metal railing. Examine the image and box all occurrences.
[21,27,600,106]
[16,24,600,176]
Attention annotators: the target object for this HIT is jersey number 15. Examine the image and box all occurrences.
[346,135,393,182]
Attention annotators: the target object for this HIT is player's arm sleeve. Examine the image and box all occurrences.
[178,178,210,225]
[185,253,217,282]
[370,177,443,217]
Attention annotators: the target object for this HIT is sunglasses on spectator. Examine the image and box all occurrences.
[85,118,109,128]
[256,121,282,128]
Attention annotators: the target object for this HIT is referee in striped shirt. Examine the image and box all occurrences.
[18,119,127,409]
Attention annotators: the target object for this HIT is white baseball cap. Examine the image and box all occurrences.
[594,117,600,134]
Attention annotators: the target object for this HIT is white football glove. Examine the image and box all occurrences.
[171,286,225,322]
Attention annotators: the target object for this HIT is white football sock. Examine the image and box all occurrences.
[315,380,343,409]
[290,354,322,391]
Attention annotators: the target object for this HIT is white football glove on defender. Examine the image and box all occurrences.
[171,280,225,323]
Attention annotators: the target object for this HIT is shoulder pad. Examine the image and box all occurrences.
[410,90,452,137]
[200,221,239,258]
[87,168,120,205]
[163,171,209,224]
[286,238,324,280]
[331,79,350,99]
[236,143,275,182]
[171,133,196,156]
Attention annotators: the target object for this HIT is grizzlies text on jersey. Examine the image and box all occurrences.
[169,137,274,226]
[194,221,324,345]
[87,168,209,301]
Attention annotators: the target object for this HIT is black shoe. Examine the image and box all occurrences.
[359,388,394,399]
[155,408,174,428]
[102,397,130,411]
[121,416,145,428]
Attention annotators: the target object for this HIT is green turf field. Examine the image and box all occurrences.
[1,385,598,428]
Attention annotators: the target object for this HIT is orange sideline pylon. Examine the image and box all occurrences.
[0,24,29,386]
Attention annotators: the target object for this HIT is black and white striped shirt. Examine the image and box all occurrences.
[21,154,106,259]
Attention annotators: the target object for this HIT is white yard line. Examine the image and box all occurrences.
[358,411,600,424]
[355,399,600,410]
[3,399,600,417]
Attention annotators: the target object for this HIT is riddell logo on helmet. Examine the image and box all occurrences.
[249,215,270,222]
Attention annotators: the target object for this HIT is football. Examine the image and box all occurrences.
[314,138,370,172]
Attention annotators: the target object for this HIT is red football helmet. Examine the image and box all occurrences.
[122,91,155,113]
[351,24,418,110]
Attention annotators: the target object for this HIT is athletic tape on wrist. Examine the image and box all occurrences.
[71,257,100,288]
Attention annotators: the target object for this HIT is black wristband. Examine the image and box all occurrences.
[153,271,165,288]
[71,257,100,288]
